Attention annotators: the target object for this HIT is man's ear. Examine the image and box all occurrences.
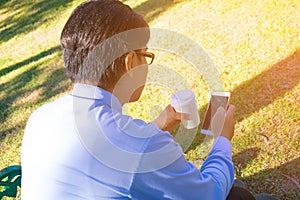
[125,52,134,72]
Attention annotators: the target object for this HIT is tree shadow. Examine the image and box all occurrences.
[133,0,181,23]
[0,45,72,139]
[232,147,261,171]
[230,50,300,122]
[187,49,300,151]
[0,0,9,8]
[0,62,71,141]
[0,0,179,44]
[0,65,42,128]
[0,0,73,44]
[242,157,300,199]
[37,67,72,103]
[0,46,61,77]
[0,122,24,142]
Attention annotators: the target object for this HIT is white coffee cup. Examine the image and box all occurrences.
[170,90,200,129]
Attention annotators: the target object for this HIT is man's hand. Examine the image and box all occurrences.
[221,105,235,141]
[221,105,236,141]
[152,104,184,133]
[211,105,236,141]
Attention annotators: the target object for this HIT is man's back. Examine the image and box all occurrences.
[21,84,234,200]
[21,89,135,199]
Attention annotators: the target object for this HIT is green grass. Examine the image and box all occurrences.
[1,0,299,199]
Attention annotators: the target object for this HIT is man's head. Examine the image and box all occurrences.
[60,0,150,94]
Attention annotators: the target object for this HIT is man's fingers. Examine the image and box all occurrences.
[168,105,182,120]
[226,105,236,116]
[220,104,236,141]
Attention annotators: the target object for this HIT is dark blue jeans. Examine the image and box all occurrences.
[226,186,256,200]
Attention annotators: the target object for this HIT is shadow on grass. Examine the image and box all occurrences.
[232,147,261,171]
[133,0,181,23]
[232,148,299,199]
[0,65,42,128]
[0,0,10,8]
[0,122,24,142]
[230,50,300,122]
[0,46,71,141]
[0,0,73,44]
[0,46,61,77]
[188,49,300,150]
[0,0,180,44]
[242,157,300,199]
[0,65,71,141]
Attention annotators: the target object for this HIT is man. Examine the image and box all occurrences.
[21,0,255,199]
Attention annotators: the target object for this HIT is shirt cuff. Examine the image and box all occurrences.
[211,136,232,158]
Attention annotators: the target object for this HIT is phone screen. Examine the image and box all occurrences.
[201,95,230,135]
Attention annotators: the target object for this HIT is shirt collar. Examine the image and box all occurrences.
[71,83,122,113]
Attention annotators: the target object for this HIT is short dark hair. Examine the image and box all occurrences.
[60,0,149,88]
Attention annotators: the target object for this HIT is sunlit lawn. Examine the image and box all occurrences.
[0,0,299,199]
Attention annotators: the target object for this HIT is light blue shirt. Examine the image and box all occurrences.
[21,83,234,200]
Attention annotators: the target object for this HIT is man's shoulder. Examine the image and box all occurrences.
[29,94,71,119]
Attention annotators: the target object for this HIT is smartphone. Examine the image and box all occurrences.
[201,91,231,135]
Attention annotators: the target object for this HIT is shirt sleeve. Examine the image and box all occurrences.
[129,132,234,200]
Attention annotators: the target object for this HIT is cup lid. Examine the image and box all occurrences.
[170,90,195,106]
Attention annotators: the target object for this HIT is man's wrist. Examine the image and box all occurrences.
[213,136,232,156]
[217,135,232,143]
[220,133,233,142]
